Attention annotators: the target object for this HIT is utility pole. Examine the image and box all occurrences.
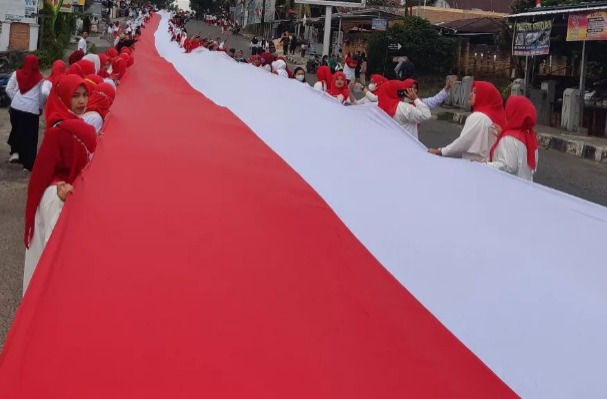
[260,0,266,37]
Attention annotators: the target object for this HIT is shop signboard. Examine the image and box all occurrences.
[567,11,607,41]
[513,20,552,56]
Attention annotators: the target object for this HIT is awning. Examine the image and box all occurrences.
[509,4,607,18]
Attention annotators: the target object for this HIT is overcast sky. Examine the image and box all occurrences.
[176,0,190,10]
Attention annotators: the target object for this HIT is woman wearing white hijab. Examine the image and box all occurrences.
[271,59,289,78]
[82,54,101,74]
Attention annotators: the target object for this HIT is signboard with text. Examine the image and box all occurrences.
[513,20,552,56]
[567,11,607,41]
[372,18,387,31]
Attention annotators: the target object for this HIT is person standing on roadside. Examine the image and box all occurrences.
[289,35,298,55]
[428,81,505,161]
[6,55,46,171]
[378,79,432,140]
[78,31,89,54]
[395,56,414,80]
[281,33,290,56]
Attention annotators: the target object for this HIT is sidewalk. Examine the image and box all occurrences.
[434,106,607,164]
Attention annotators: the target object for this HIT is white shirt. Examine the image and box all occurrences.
[6,72,45,115]
[40,80,52,99]
[83,111,104,134]
[343,64,355,81]
[393,99,432,140]
[440,112,498,162]
[78,37,88,54]
[423,89,449,109]
[487,136,537,181]
[313,81,327,92]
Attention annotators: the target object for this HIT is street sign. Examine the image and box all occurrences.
[387,43,402,51]
[372,18,387,31]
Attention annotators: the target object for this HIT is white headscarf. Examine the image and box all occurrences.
[271,60,288,78]
[83,54,101,74]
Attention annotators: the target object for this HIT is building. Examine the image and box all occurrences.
[408,5,507,23]
[437,0,515,14]
[0,0,40,51]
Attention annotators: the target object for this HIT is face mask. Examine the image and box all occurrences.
[295,74,305,82]
[368,83,377,92]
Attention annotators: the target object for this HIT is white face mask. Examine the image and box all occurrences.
[368,83,377,92]
[295,74,305,82]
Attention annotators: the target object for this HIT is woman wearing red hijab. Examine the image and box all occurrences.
[41,60,67,104]
[67,59,96,78]
[6,54,45,170]
[326,72,354,104]
[98,54,111,78]
[314,66,332,92]
[430,81,505,162]
[487,96,539,181]
[357,74,387,104]
[83,82,116,134]
[111,57,127,85]
[106,47,119,60]
[84,74,104,92]
[68,49,85,65]
[23,74,97,295]
[259,51,274,72]
[377,79,431,139]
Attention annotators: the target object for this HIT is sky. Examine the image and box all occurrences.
[176,0,190,11]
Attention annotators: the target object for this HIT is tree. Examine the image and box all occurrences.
[366,16,456,77]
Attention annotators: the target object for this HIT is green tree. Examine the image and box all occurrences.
[366,16,456,77]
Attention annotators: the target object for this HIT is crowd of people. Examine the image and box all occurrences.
[9,6,539,294]
[5,6,154,295]
[168,12,539,184]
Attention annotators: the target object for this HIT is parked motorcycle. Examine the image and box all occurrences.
[306,55,321,74]
[0,74,11,108]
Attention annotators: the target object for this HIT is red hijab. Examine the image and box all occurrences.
[25,75,97,247]
[67,60,96,78]
[378,79,416,117]
[326,72,349,102]
[316,66,332,90]
[47,60,67,85]
[472,81,506,130]
[106,48,119,59]
[121,46,132,55]
[84,74,104,91]
[111,58,127,80]
[260,52,274,66]
[87,82,116,119]
[98,54,110,78]
[68,49,85,65]
[369,74,387,91]
[490,96,539,171]
[45,75,87,126]
[16,54,43,94]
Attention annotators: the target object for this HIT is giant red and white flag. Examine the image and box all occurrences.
[0,11,606,399]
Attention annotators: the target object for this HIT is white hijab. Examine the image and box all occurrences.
[271,60,288,78]
[83,54,101,74]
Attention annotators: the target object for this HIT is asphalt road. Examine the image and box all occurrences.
[418,123,607,207]
[1,20,606,349]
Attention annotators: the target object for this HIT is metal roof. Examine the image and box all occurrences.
[509,2,607,18]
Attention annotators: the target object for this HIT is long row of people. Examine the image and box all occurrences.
[10,7,153,296]
[170,16,539,184]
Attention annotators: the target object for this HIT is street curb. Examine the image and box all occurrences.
[434,111,607,165]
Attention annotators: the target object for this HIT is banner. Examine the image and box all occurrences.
[513,20,552,56]
[567,11,607,41]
